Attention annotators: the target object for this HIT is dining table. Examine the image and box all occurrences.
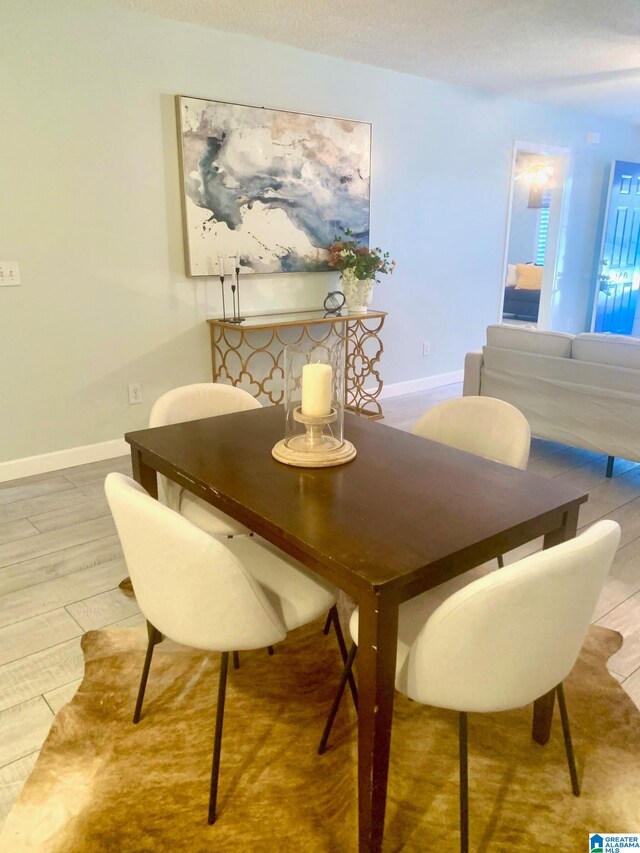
[124,404,588,853]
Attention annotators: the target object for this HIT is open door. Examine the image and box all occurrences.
[592,160,640,335]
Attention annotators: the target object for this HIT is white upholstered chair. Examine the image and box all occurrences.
[105,472,349,825]
[413,395,530,569]
[412,395,531,471]
[319,520,621,852]
[149,383,261,538]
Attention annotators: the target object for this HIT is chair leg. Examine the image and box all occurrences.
[459,711,469,853]
[497,554,504,569]
[556,683,580,796]
[322,611,332,635]
[328,605,358,709]
[133,622,161,724]
[208,651,229,825]
[606,456,615,478]
[234,646,273,670]
[318,642,358,755]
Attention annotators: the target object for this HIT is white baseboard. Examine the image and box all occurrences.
[1,370,463,483]
[0,438,129,484]
[377,370,464,400]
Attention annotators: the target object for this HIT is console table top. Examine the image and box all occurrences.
[207,308,387,331]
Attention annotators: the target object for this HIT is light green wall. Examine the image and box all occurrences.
[1,0,638,462]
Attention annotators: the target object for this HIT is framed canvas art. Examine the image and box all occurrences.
[176,95,371,276]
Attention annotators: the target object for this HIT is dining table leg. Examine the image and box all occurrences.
[532,506,581,745]
[357,589,400,853]
[130,447,159,498]
[120,448,159,596]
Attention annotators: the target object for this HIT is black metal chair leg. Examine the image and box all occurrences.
[329,606,358,709]
[328,607,346,662]
[322,611,332,635]
[556,683,580,796]
[234,647,273,669]
[208,651,229,825]
[459,712,469,853]
[133,622,161,724]
[497,554,504,568]
[606,455,615,478]
[318,642,358,755]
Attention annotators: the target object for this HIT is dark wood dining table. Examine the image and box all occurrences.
[125,404,588,852]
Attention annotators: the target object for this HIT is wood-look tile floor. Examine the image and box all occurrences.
[1,382,639,825]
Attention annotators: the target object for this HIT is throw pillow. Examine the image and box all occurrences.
[506,264,517,286]
[516,264,543,290]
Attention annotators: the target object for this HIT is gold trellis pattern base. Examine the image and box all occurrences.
[207,309,387,418]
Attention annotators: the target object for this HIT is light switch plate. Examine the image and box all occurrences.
[0,262,21,286]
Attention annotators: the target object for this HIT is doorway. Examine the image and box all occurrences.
[499,142,571,329]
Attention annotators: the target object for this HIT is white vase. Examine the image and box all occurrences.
[340,269,374,313]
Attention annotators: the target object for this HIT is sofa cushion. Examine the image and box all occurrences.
[572,333,640,370]
[483,345,640,394]
[486,324,574,358]
[515,264,543,290]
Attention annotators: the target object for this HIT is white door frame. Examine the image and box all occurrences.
[589,160,615,332]
[499,140,572,330]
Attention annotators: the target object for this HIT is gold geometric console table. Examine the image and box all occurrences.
[207,309,387,419]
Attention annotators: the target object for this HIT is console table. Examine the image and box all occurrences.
[207,309,387,418]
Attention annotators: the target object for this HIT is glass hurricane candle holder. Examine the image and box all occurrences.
[271,340,356,467]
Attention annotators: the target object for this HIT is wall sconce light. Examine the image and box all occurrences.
[516,163,555,187]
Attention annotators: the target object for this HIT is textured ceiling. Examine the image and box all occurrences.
[114,0,640,124]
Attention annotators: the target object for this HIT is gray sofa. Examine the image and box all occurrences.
[464,324,640,475]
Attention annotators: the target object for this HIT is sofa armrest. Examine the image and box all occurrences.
[463,350,483,396]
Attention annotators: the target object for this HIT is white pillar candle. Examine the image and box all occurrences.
[217,253,225,276]
[301,363,332,417]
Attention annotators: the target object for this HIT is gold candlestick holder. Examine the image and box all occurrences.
[272,406,356,468]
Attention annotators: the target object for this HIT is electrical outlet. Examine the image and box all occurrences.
[422,342,431,357]
[128,383,142,405]
[0,261,21,286]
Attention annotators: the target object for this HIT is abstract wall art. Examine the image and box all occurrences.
[176,95,371,276]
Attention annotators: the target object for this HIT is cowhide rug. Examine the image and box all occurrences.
[1,622,638,852]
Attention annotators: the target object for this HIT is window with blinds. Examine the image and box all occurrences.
[535,191,551,265]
